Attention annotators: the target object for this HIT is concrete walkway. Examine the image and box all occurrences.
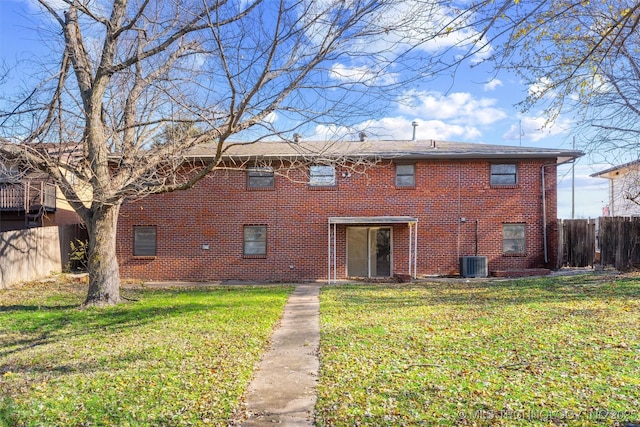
[242,284,320,426]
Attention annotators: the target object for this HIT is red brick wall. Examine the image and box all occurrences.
[116,159,558,281]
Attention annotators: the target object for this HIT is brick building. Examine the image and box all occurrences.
[116,139,581,282]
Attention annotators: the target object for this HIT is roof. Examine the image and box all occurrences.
[591,160,640,178]
[190,139,582,164]
[329,216,418,224]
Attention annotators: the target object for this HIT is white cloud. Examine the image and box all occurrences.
[502,116,571,142]
[483,79,503,91]
[312,116,481,141]
[309,1,493,69]
[21,0,68,12]
[528,77,555,101]
[397,90,506,126]
[309,90,508,142]
[263,111,278,124]
[21,0,111,16]
[329,63,398,86]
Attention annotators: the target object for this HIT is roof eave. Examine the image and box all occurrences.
[205,151,583,164]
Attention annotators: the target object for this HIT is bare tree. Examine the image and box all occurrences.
[0,0,485,306]
[472,0,640,205]
[468,1,640,153]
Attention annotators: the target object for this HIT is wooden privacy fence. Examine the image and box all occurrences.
[599,216,640,271]
[0,224,86,289]
[558,219,596,268]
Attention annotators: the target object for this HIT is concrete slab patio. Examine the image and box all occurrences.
[241,284,320,426]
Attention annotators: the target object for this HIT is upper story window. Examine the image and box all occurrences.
[0,162,21,183]
[247,167,275,189]
[309,165,336,186]
[490,163,518,186]
[395,163,416,187]
[134,226,157,257]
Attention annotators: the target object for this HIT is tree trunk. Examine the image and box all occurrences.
[83,203,122,307]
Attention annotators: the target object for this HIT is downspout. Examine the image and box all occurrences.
[475,219,479,256]
[541,163,557,264]
[457,163,461,259]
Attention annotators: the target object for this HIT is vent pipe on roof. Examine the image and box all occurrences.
[411,121,418,141]
[359,132,367,142]
[293,133,302,143]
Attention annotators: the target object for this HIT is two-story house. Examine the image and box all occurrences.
[116,139,581,281]
[0,163,58,231]
[0,142,84,231]
[591,160,640,217]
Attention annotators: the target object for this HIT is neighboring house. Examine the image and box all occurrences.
[116,139,581,281]
[0,165,58,231]
[592,160,640,217]
[0,143,84,231]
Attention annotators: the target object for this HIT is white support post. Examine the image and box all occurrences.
[327,221,331,285]
[333,223,337,284]
[408,222,413,278]
[414,221,418,279]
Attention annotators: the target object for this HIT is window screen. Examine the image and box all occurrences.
[247,167,274,188]
[244,225,267,256]
[503,223,526,254]
[395,164,415,187]
[309,165,336,186]
[491,164,517,185]
[134,226,157,256]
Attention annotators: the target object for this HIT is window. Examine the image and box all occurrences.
[503,223,526,254]
[309,165,336,186]
[134,226,157,256]
[395,164,415,187]
[0,163,21,182]
[244,225,267,256]
[491,164,518,185]
[247,167,274,189]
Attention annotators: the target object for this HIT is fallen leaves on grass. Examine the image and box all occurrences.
[0,277,292,426]
[317,276,640,426]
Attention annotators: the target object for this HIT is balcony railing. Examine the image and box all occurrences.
[0,181,57,211]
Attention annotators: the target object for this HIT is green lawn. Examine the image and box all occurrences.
[0,277,292,426]
[317,275,640,426]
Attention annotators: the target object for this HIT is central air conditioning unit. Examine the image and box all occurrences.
[460,256,488,278]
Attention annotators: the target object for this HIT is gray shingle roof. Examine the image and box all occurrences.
[189,139,582,164]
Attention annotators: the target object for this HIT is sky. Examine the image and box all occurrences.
[0,0,612,219]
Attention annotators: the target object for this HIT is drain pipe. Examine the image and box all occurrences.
[541,163,556,264]
[475,219,479,256]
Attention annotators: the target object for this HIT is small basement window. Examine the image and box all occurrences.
[309,165,336,186]
[134,226,157,256]
[395,163,415,187]
[247,167,275,189]
[503,223,526,254]
[491,164,518,186]
[244,225,267,256]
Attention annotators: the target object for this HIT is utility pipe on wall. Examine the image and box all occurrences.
[541,163,557,264]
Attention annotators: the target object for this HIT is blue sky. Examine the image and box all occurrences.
[0,0,611,218]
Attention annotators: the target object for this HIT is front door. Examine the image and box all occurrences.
[347,227,392,277]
